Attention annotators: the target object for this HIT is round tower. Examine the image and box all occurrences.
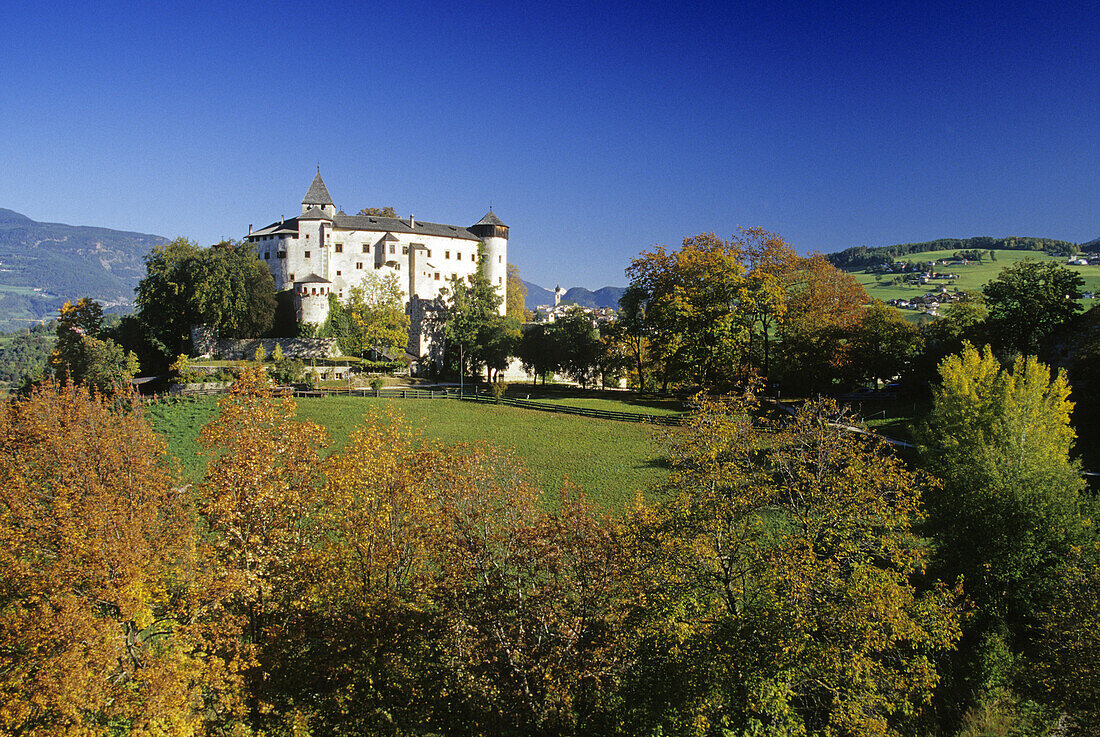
[469,210,509,316]
[294,274,333,326]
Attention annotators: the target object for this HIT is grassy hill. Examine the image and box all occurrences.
[0,208,166,330]
[846,249,1100,309]
[146,393,673,511]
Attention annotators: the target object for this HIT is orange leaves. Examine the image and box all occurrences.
[0,383,208,736]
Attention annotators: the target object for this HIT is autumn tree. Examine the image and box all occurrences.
[0,383,239,735]
[323,271,410,356]
[506,262,529,320]
[358,205,399,217]
[50,297,139,394]
[196,367,328,727]
[432,445,626,735]
[740,227,799,382]
[623,233,749,391]
[775,254,868,394]
[620,393,960,735]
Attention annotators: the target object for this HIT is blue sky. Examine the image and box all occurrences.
[1,0,1097,288]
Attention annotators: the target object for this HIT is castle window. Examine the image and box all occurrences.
[427,249,432,257]
[356,262,363,269]
[304,251,311,258]
[264,252,270,259]
[336,270,341,276]
[435,272,440,280]
[289,273,295,281]
[402,246,408,255]
[335,244,343,253]
[498,255,502,263]
[277,251,286,259]
[362,244,369,253]
[445,250,450,259]
[389,244,395,254]
[499,277,503,284]
[305,234,310,239]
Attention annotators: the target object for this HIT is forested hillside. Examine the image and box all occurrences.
[0,208,166,330]
[828,235,1079,268]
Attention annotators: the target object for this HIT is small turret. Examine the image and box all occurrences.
[554,285,564,307]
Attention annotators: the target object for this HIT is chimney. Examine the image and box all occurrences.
[410,214,415,229]
[248,224,253,234]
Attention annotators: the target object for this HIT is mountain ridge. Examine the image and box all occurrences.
[0,208,167,330]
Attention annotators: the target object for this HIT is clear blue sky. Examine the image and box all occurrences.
[1,0,1097,289]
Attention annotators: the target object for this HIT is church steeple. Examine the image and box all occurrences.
[301,171,336,216]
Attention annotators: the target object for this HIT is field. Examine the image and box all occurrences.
[145,393,672,511]
[848,249,1100,308]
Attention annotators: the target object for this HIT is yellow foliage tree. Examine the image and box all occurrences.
[621,393,961,736]
[0,383,234,736]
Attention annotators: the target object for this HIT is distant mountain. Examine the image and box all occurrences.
[0,209,166,331]
[1082,236,1100,251]
[521,280,625,311]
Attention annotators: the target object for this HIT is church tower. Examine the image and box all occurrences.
[469,210,509,316]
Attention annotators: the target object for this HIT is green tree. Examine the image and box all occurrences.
[847,299,923,386]
[442,253,513,381]
[554,307,602,388]
[982,260,1083,355]
[518,323,560,384]
[136,238,276,355]
[917,344,1090,726]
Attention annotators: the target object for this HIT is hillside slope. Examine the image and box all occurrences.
[0,209,166,330]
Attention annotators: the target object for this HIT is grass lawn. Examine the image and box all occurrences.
[849,249,1100,310]
[502,384,689,416]
[146,394,671,511]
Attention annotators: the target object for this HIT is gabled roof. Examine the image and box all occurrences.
[299,206,333,221]
[294,273,331,284]
[473,210,506,227]
[302,172,335,206]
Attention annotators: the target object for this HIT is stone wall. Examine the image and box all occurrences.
[189,326,341,359]
[210,337,342,360]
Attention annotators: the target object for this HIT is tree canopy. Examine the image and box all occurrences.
[136,238,276,355]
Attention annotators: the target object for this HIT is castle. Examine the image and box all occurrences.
[245,172,508,359]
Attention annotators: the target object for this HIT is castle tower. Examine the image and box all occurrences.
[301,171,336,218]
[554,285,564,307]
[294,274,333,325]
[469,210,509,316]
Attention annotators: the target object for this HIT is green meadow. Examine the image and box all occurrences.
[146,394,672,511]
[848,249,1100,308]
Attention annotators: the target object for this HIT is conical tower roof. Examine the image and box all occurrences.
[473,209,506,228]
[302,171,335,206]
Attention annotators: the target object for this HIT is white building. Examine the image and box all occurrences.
[245,172,509,359]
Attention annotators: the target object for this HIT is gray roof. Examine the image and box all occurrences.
[299,206,332,221]
[332,213,481,241]
[474,210,507,227]
[294,273,331,284]
[302,172,335,206]
[248,212,486,243]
